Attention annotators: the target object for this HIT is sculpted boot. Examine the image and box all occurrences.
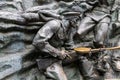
[79,56,101,80]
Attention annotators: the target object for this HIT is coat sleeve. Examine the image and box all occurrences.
[38,10,62,21]
[33,20,61,57]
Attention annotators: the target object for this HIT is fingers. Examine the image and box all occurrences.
[58,52,72,60]
[59,54,66,60]
[58,51,66,59]
[66,54,72,59]
[62,50,72,59]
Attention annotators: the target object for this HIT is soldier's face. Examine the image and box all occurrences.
[70,20,76,27]
[69,17,79,27]
[111,53,120,71]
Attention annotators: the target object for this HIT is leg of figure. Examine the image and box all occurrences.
[94,17,111,48]
[77,17,96,36]
[45,61,68,80]
[78,56,101,80]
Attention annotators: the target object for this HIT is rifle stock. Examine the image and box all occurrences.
[74,46,120,54]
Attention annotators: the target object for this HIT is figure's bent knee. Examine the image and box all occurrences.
[77,17,94,35]
[45,61,67,80]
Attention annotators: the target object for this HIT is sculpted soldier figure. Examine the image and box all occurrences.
[32,12,81,80]
[77,0,114,48]
[110,0,120,30]
[76,0,116,80]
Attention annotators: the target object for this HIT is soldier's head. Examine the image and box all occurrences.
[111,51,120,71]
[62,12,81,27]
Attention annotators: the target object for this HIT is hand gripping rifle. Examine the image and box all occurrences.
[74,46,120,54]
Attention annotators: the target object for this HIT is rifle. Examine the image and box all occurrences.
[74,46,120,54]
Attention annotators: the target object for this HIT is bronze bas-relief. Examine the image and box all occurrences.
[31,0,120,80]
[1,0,119,80]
